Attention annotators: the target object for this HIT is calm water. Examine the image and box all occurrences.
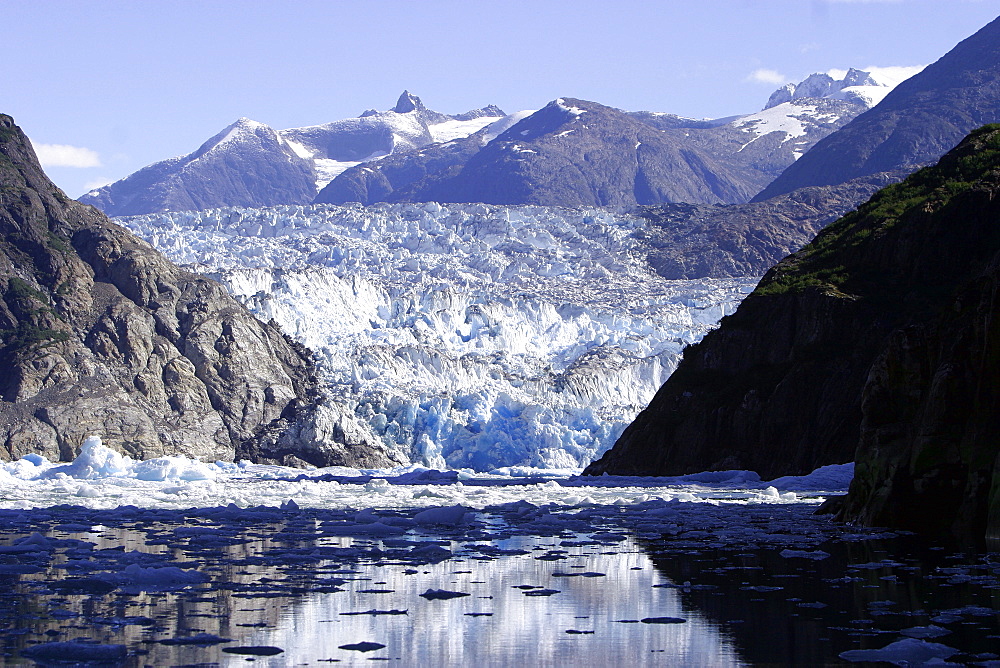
[0,502,998,666]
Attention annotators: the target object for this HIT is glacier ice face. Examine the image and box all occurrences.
[118,202,754,471]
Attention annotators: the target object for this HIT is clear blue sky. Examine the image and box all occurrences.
[4,0,998,198]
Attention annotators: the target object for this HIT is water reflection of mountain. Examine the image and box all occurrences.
[639,534,1000,665]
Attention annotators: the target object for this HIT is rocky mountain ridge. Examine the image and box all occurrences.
[79,92,505,217]
[756,15,1000,200]
[316,70,891,208]
[82,71,893,216]
[0,114,398,468]
[585,124,1000,543]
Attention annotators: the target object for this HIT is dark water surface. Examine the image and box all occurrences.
[0,502,997,666]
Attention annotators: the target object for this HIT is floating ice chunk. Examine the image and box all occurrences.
[98,563,209,589]
[50,436,133,479]
[768,463,854,491]
[839,638,959,665]
[159,633,233,645]
[223,646,284,656]
[20,453,45,466]
[413,505,469,525]
[673,470,762,485]
[900,626,951,639]
[20,641,127,662]
[339,642,386,652]
[420,589,470,600]
[779,549,831,560]
[134,456,217,481]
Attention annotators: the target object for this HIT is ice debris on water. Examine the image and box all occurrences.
[159,633,233,646]
[339,641,387,652]
[20,641,128,662]
[779,549,831,560]
[420,588,470,600]
[222,645,285,655]
[839,638,959,665]
[0,434,854,513]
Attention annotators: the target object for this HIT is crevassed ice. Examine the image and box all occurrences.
[117,203,756,471]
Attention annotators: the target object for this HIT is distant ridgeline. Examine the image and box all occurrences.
[0,114,399,468]
[81,75,891,215]
[586,124,1000,545]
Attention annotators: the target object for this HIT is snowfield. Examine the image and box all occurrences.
[118,202,756,471]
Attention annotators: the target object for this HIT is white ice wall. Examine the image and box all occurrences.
[119,203,755,470]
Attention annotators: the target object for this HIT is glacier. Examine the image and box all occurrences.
[118,202,756,471]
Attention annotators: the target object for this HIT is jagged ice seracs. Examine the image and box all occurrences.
[118,202,756,471]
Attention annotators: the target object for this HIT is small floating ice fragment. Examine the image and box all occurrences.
[159,633,232,645]
[524,589,560,596]
[839,638,958,664]
[420,588,469,600]
[900,625,951,639]
[339,641,387,652]
[222,646,285,656]
[779,549,830,560]
[20,641,127,662]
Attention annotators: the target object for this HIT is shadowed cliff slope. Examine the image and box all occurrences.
[585,124,1000,530]
[0,114,395,468]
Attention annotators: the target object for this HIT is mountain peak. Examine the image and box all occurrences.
[764,69,887,109]
[393,90,425,114]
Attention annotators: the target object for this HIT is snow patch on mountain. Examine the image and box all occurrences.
[118,203,754,470]
[732,103,820,144]
[429,117,504,143]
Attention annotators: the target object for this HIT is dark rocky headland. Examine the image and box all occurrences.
[0,115,394,468]
[586,125,1000,544]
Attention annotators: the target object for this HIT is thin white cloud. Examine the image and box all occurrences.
[34,143,102,168]
[825,64,925,86]
[747,68,788,85]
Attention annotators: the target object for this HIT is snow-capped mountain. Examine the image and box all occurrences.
[117,203,754,471]
[79,92,505,216]
[316,68,904,208]
[757,16,1000,200]
[763,67,907,109]
[82,70,908,216]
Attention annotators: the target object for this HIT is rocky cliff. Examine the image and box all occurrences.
[0,114,397,468]
[634,171,906,279]
[80,118,319,216]
[838,247,1000,542]
[80,92,505,216]
[585,125,1000,543]
[755,15,1000,200]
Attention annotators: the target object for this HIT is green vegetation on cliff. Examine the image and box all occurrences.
[588,125,1000,545]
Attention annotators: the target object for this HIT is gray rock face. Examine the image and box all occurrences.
[633,171,906,279]
[79,118,318,216]
[756,16,1000,200]
[0,114,397,468]
[81,94,506,217]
